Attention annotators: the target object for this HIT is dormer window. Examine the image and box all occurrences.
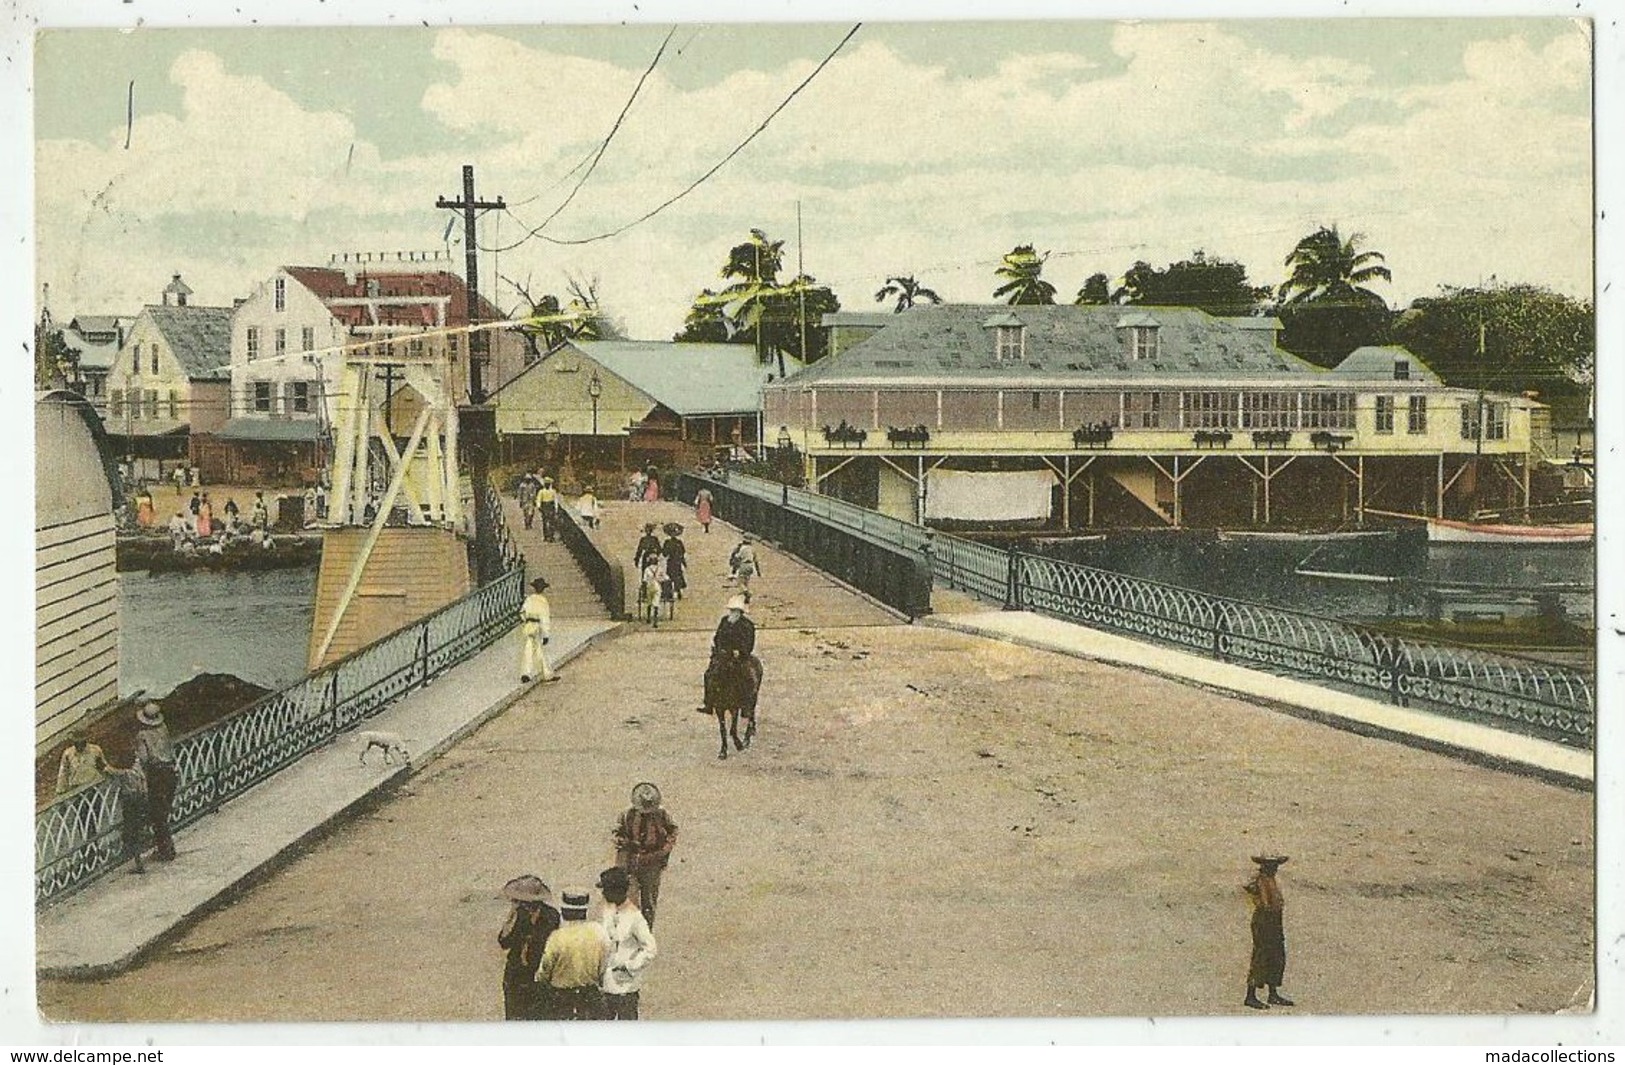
[982,312,1026,361]
[1393,358,1411,381]
[274,277,286,311]
[1116,312,1161,360]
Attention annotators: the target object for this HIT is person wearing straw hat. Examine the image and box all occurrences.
[597,866,658,1020]
[520,577,558,684]
[133,702,179,862]
[538,890,609,1020]
[498,874,559,1020]
[1243,855,1294,1009]
[613,782,679,928]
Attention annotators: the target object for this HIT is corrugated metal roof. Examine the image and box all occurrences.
[1331,345,1443,384]
[143,305,234,379]
[780,304,1327,386]
[569,340,797,415]
[220,417,323,442]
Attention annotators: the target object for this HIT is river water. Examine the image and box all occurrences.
[118,568,318,699]
[1027,529,1595,626]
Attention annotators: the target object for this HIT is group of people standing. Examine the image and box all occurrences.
[633,522,688,626]
[53,702,180,872]
[518,469,602,539]
[627,464,662,503]
[498,783,676,1021]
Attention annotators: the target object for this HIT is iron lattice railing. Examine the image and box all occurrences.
[36,559,526,908]
[1010,552,1594,748]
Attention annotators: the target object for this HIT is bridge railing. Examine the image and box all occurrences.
[36,521,527,907]
[694,471,1007,601]
[676,473,932,619]
[1010,551,1594,749]
[554,504,629,619]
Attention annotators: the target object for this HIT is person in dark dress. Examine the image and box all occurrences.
[498,874,560,1020]
[660,524,687,600]
[1243,855,1293,1009]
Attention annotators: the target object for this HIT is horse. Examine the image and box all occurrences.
[703,651,762,759]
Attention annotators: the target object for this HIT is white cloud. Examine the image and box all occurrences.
[34,22,1593,342]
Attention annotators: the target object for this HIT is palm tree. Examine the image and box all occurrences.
[1074,272,1111,305]
[993,244,1057,305]
[873,275,943,313]
[1278,225,1392,307]
[723,228,785,287]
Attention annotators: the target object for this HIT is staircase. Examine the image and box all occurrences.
[503,498,611,619]
[1103,464,1175,525]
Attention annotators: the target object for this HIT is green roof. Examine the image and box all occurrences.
[561,340,800,415]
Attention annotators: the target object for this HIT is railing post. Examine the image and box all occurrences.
[418,624,430,685]
[1213,607,1228,661]
[1004,546,1020,610]
[326,668,340,736]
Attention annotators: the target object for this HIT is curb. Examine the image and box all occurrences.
[920,615,1593,793]
[38,623,626,981]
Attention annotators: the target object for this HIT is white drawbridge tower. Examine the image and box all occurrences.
[307,346,473,670]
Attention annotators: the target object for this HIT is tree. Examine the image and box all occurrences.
[1391,282,1593,399]
[1274,226,1396,367]
[504,272,624,362]
[1278,225,1392,307]
[676,228,841,375]
[33,310,74,390]
[993,244,1057,305]
[873,275,942,313]
[1108,251,1271,317]
[1074,273,1111,305]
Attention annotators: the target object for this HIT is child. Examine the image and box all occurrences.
[578,486,600,530]
[639,558,663,628]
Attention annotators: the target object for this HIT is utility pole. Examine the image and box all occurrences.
[374,362,405,438]
[435,165,506,582]
[436,165,505,406]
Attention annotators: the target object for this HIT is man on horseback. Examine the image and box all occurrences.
[704,594,762,758]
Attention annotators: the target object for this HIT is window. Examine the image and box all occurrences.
[145,389,159,419]
[1031,391,1042,411]
[167,390,178,419]
[1407,395,1427,434]
[110,389,123,417]
[247,327,260,361]
[449,333,460,357]
[289,381,311,414]
[995,325,1024,361]
[302,326,315,352]
[1130,326,1160,361]
[1241,392,1294,430]
[254,381,274,413]
[274,277,286,311]
[1460,402,1479,441]
[1393,359,1411,381]
[275,328,287,359]
[1182,391,1236,429]
[1375,394,1395,434]
[131,344,141,376]
[151,347,158,375]
[1485,402,1509,441]
[1122,392,1162,429]
[409,336,425,357]
[1301,392,1356,430]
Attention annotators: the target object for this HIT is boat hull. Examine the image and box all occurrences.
[1426,519,1593,545]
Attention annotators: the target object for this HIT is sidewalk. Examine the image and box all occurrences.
[924,610,1593,790]
[36,618,620,978]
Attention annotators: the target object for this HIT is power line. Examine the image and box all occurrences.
[517,23,862,249]
[484,27,677,254]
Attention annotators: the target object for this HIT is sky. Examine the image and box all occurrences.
[30,16,1595,341]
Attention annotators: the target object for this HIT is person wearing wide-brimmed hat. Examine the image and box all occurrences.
[536,476,559,542]
[660,524,687,602]
[596,866,658,1020]
[612,783,679,928]
[498,874,559,1020]
[538,890,609,1020]
[520,577,559,684]
[133,702,179,862]
[633,522,663,574]
[1243,855,1293,1009]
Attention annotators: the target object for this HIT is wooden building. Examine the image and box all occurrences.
[767,305,1543,530]
[35,390,122,748]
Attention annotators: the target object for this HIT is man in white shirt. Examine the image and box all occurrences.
[596,867,658,1020]
[520,577,558,683]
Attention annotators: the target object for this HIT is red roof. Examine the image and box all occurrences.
[283,267,504,329]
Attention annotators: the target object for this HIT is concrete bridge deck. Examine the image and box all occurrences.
[33,503,1595,1026]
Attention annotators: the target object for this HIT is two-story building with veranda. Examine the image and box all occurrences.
[765,305,1541,530]
[104,275,233,476]
[207,253,526,485]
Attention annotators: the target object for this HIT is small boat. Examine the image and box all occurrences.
[1426,517,1594,545]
